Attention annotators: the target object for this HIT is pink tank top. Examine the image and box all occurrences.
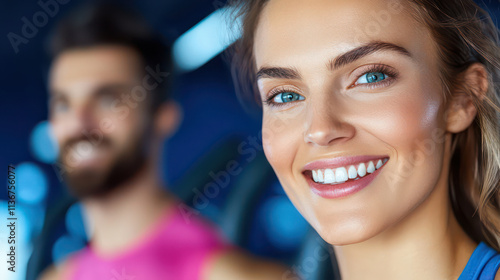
[66,204,231,280]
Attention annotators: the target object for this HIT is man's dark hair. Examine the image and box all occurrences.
[48,2,171,110]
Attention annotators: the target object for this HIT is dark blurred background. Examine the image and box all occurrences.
[1,1,499,280]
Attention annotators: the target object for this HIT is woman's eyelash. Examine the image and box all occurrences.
[263,87,299,107]
[351,64,399,88]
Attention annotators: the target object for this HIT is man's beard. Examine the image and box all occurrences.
[58,131,149,199]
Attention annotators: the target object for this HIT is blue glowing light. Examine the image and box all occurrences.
[261,196,309,250]
[66,203,89,241]
[30,121,59,163]
[52,235,86,264]
[173,7,242,72]
[16,162,48,204]
[23,204,45,236]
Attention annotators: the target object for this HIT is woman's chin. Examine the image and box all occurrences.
[314,224,381,246]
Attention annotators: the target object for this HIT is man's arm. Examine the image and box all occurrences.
[38,258,75,280]
[38,265,63,280]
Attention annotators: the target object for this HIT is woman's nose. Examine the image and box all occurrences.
[303,99,355,146]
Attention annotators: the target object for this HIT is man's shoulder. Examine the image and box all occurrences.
[38,257,77,280]
[39,265,60,280]
[37,248,86,280]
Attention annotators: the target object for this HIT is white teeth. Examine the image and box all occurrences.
[348,165,357,179]
[324,169,335,184]
[358,163,367,177]
[73,141,95,161]
[335,167,348,182]
[317,170,324,182]
[310,158,389,184]
[367,161,375,173]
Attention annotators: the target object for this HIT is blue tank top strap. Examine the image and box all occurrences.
[459,242,500,280]
[482,254,500,279]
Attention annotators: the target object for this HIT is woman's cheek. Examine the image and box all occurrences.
[262,112,310,220]
[373,88,443,190]
[366,81,439,143]
[262,113,299,174]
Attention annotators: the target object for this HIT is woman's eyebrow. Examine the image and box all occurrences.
[329,41,412,71]
[256,66,301,80]
[256,41,411,81]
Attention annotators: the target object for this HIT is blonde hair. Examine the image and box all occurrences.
[407,0,500,251]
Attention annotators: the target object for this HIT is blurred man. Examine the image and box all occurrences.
[40,4,287,280]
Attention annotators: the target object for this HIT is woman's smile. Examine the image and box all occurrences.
[302,155,389,199]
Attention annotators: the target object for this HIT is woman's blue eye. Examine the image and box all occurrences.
[273,92,305,103]
[356,72,387,84]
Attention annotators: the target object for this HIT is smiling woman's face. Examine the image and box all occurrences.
[254,0,452,245]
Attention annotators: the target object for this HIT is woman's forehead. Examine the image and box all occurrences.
[254,0,435,70]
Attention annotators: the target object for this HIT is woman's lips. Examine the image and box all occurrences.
[303,155,389,199]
